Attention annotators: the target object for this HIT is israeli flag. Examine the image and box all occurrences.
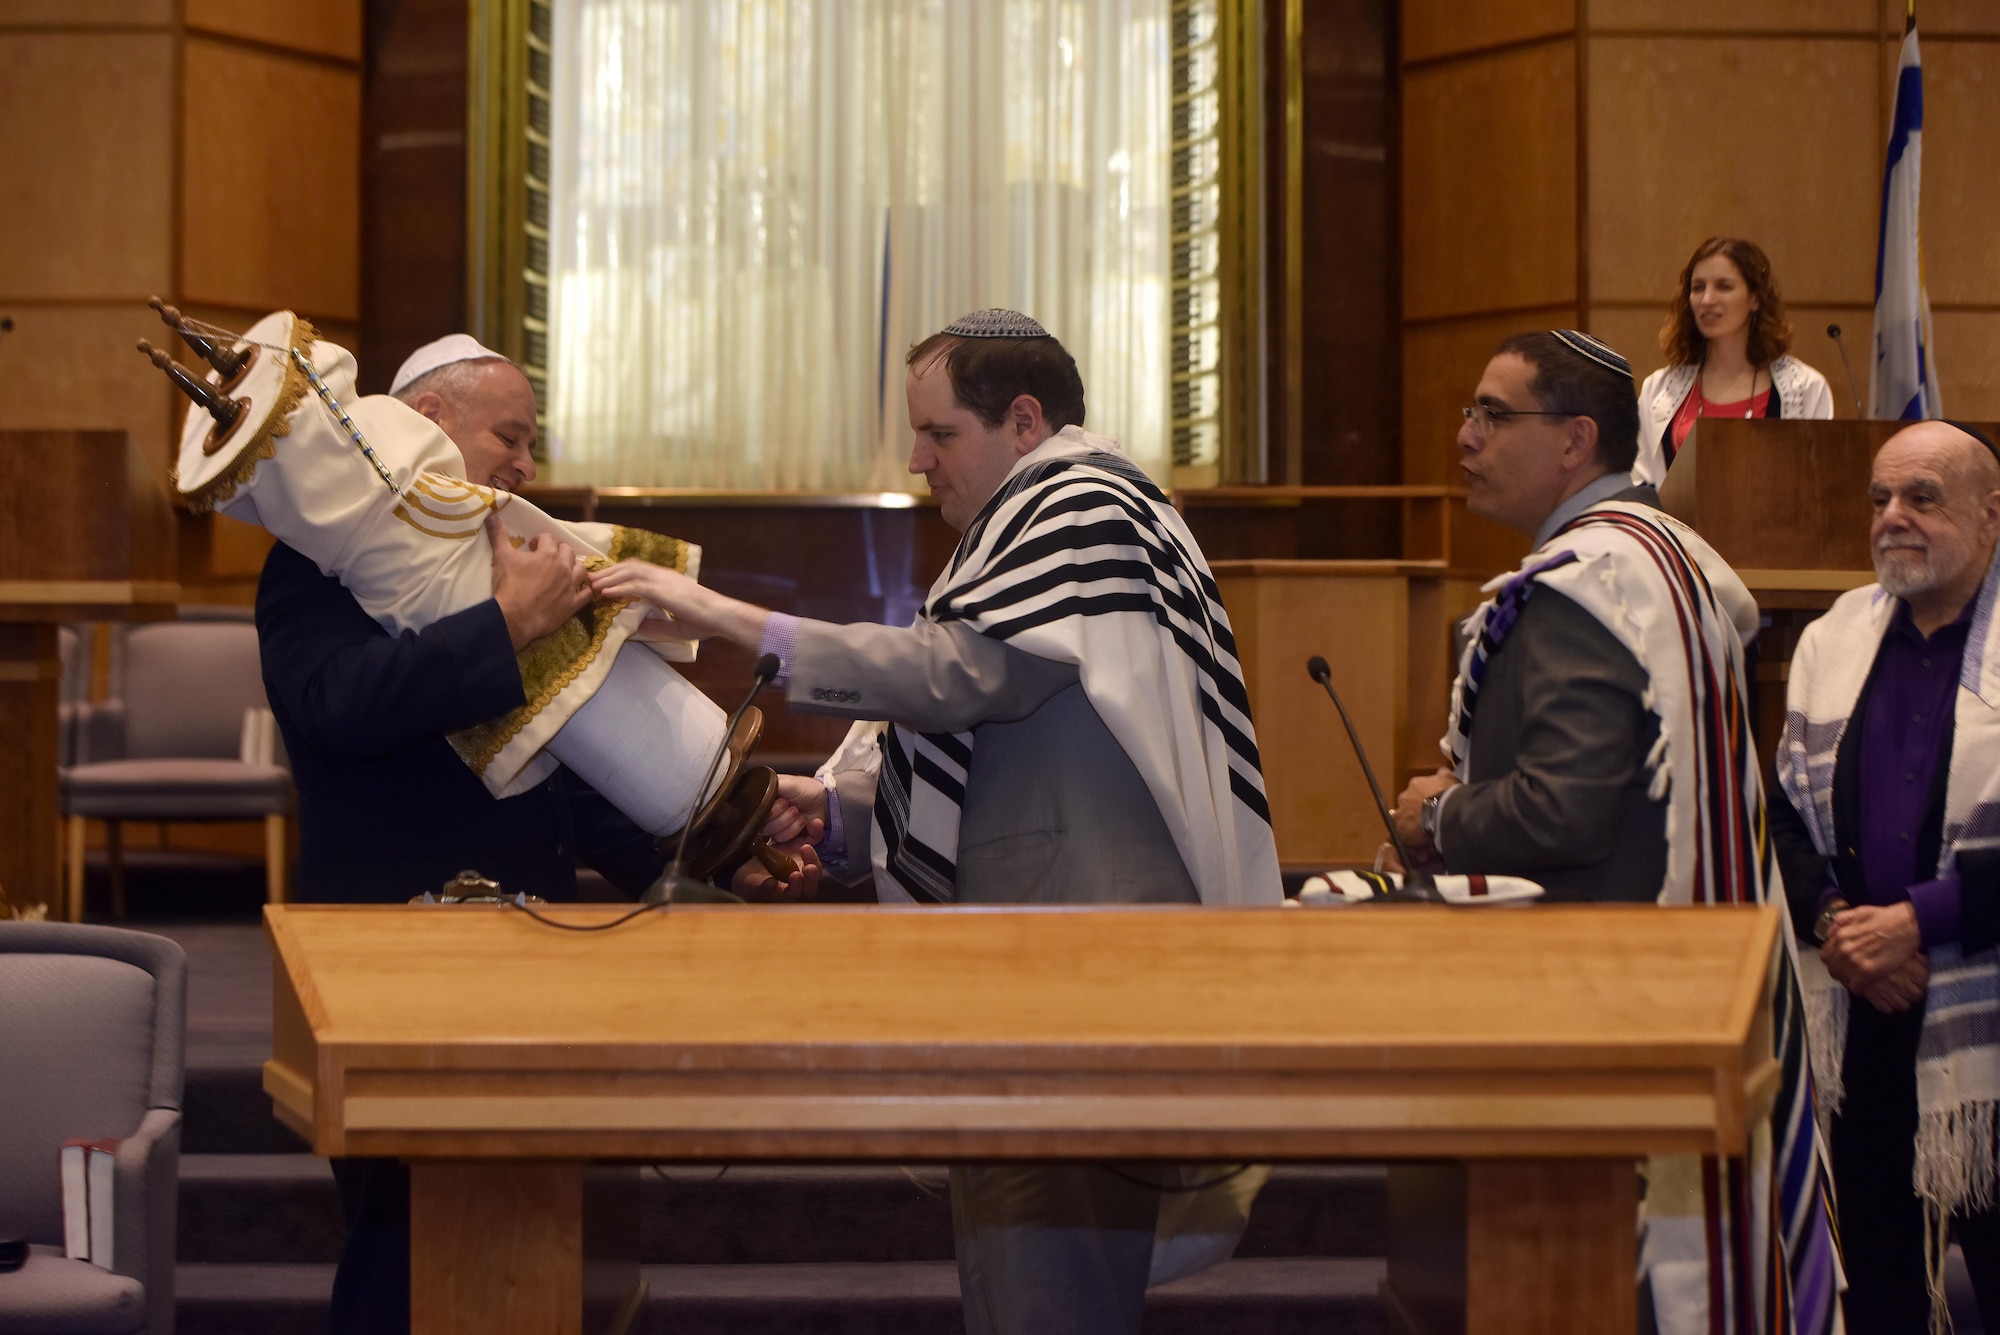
[1870,8,1941,420]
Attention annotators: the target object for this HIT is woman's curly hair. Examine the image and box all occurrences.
[1659,236,1794,369]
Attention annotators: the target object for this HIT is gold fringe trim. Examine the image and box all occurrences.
[446,525,694,776]
[607,525,692,571]
[179,318,320,515]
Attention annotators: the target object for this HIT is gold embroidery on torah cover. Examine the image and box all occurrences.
[447,525,693,775]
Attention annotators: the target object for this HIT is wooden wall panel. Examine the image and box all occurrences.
[0,34,174,301]
[180,38,361,319]
[1402,42,1578,321]
[1403,307,1577,484]
[1915,41,2000,306]
[1401,0,1573,66]
[1592,0,1875,33]
[360,0,471,393]
[185,0,363,61]
[0,305,176,468]
[0,0,173,26]
[1586,302,1873,415]
[1934,312,2000,422]
[1587,37,1881,308]
[1885,0,2000,36]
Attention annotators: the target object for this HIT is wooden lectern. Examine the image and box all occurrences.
[266,901,1782,1335]
[0,431,178,917]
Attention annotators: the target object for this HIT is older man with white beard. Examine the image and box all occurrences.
[1771,419,2000,1332]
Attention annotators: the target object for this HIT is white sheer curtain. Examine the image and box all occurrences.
[548,0,1170,489]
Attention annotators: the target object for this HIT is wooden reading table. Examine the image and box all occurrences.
[266,901,1782,1335]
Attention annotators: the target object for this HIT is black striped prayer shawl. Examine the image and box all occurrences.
[870,428,1282,908]
[1444,501,1841,1335]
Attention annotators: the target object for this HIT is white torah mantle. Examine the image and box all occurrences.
[170,311,726,835]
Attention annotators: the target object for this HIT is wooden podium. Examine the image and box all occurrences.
[0,431,178,916]
[266,901,1783,1335]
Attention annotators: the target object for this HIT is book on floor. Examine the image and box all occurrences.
[59,1139,118,1268]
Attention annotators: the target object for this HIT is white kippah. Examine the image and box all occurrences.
[942,309,1050,339]
[389,333,508,396]
[1549,329,1632,381]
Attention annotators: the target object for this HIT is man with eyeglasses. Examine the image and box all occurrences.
[1388,331,1837,1334]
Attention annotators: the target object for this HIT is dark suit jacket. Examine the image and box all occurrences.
[1438,585,1669,903]
[256,541,662,903]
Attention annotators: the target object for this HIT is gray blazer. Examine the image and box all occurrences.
[1438,586,1668,903]
[790,618,1199,905]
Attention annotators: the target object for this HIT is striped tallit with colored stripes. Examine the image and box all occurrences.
[1779,552,2000,1330]
[1444,500,1841,1335]
[870,426,1282,907]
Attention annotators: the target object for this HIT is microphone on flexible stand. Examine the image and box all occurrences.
[644,651,782,906]
[1305,655,1442,903]
[1826,324,1866,419]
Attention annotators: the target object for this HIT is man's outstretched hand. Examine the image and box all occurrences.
[489,514,590,650]
[590,560,771,649]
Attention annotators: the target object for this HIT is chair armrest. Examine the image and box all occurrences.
[113,1106,180,1334]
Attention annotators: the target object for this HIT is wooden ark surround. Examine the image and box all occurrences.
[1399,0,2000,512]
[0,0,364,480]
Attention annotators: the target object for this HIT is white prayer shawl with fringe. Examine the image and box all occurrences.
[870,426,1282,908]
[1777,554,2000,1284]
[1444,500,1841,1335]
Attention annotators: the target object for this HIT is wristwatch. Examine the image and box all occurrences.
[1813,898,1850,945]
[1419,793,1443,843]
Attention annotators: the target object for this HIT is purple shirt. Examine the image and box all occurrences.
[1851,601,1971,948]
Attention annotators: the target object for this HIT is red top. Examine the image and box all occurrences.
[1667,382,1773,459]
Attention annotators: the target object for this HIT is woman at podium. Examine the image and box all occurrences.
[1635,236,1832,492]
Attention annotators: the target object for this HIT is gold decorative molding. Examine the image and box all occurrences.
[467,0,552,450]
[1170,0,1268,488]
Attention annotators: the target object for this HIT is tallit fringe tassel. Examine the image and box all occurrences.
[1802,984,1849,1119]
[1916,1101,2000,1335]
[1927,1204,1954,1335]
[1915,1101,2000,1216]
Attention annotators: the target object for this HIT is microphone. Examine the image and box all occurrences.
[0,316,13,358]
[1305,656,1441,903]
[644,651,782,905]
[1826,323,1865,418]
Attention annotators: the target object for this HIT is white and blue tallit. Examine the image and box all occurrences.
[1778,552,2000,1320]
[868,425,1281,908]
[1444,500,1840,1335]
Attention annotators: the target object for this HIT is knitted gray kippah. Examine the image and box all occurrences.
[1550,329,1632,380]
[942,308,1050,339]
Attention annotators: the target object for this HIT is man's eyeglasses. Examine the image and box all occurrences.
[1460,404,1575,439]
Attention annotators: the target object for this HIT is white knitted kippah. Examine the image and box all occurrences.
[389,333,508,396]
[1549,329,1632,381]
[942,309,1050,339]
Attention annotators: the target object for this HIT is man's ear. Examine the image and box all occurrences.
[1564,414,1601,472]
[1007,393,1050,454]
[412,391,446,425]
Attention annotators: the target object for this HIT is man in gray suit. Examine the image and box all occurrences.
[1383,334,1839,1331]
[1390,331,1670,899]
[594,309,1281,1335]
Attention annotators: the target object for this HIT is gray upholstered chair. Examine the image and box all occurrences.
[60,612,292,921]
[0,923,186,1334]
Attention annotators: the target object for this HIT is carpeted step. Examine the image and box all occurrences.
[184,1066,309,1155]
[638,1257,1391,1335]
[179,1156,343,1265]
[175,1262,330,1335]
[179,1159,1388,1267]
[174,1258,1391,1335]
